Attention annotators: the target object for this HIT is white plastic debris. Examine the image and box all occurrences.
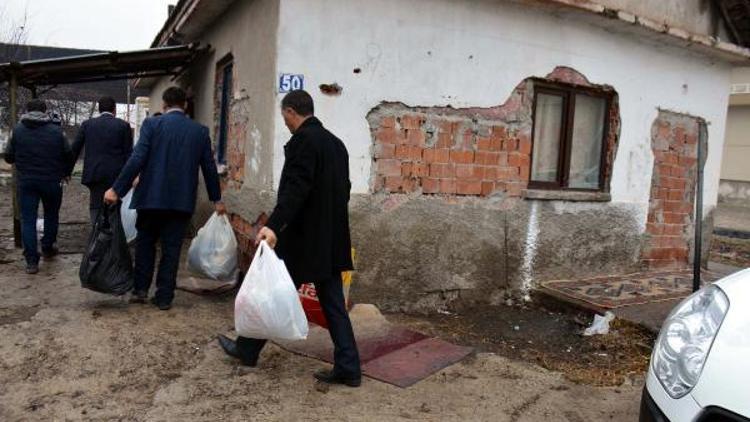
[36,218,44,233]
[583,311,615,336]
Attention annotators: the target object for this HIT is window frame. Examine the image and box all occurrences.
[216,54,234,165]
[529,80,612,192]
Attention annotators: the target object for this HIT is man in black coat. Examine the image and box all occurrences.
[71,97,133,223]
[4,99,72,274]
[218,90,361,387]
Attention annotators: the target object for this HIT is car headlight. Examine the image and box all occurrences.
[652,285,729,399]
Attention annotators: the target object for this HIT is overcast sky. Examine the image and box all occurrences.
[2,0,176,51]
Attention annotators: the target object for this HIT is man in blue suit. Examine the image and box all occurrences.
[71,96,134,223]
[104,87,225,310]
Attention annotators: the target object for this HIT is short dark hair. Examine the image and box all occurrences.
[98,96,116,113]
[281,90,314,116]
[26,99,47,113]
[162,86,187,108]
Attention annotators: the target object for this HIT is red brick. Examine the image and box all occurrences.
[483,167,498,180]
[664,201,693,214]
[519,165,530,181]
[481,181,496,196]
[409,146,423,161]
[685,133,698,145]
[506,182,524,197]
[460,130,474,150]
[477,137,493,151]
[439,179,457,194]
[518,137,532,155]
[401,162,413,177]
[658,164,673,177]
[667,190,684,201]
[654,151,679,165]
[662,224,684,236]
[422,178,440,194]
[381,116,396,129]
[456,180,482,195]
[679,156,697,167]
[491,126,508,142]
[475,151,501,166]
[372,176,384,192]
[374,143,395,159]
[663,212,687,225]
[456,165,475,180]
[450,150,474,164]
[489,138,503,151]
[401,114,423,130]
[407,129,426,147]
[497,152,509,166]
[377,159,402,177]
[377,127,398,144]
[671,166,688,178]
[413,163,429,177]
[395,145,410,160]
[436,133,453,149]
[646,223,664,235]
[422,149,436,163]
[504,138,518,151]
[656,236,687,249]
[435,149,451,163]
[508,152,529,167]
[402,177,418,193]
[430,163,456,178]
[384,176,403,192]
[497,167,519,181]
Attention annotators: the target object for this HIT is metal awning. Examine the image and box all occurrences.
[0,44,203,88]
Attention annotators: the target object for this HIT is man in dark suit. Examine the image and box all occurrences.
[218,90,361,387]
[71,96,133,223]
[104,87,225,310]
[4,99,72,274]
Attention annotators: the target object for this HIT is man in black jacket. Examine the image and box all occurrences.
[4,99,72,274]
[218,90,361,387]
[71,97,133,223]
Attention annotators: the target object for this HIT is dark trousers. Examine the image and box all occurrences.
[133,210,191,304]
[87,183,109,224]
[237,272,361,378]
[18,179,63,264]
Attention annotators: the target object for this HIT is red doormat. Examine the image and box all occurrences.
[275,305,473,388]
[541,269,723,309]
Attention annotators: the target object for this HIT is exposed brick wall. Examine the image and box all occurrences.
[213,59,247,190]
[368,67,620,198]
[642,111,702,269]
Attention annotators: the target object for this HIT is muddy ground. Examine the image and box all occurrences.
[0,177,645,421]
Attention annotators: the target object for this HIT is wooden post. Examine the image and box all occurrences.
[9,70,21,248]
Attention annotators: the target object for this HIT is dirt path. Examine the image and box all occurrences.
[0,178,643,421]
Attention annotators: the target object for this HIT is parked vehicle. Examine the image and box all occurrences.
[640,269,750,421]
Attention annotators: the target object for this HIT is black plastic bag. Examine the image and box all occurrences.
[80,204,134,295]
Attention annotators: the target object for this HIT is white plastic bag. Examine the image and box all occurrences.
[121,190,138,244]
[187,213,238,282]
[583,311,615,336]
[234,241,308,341]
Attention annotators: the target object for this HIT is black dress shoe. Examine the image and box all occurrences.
[218,335,258,367]
[129,291,147,304]
[25,263,39,275]
[150,297,172,311]
[42,247,59,259]
[313,369,361,387]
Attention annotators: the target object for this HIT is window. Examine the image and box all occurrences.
[530,83,610,191]
[216,57,233,165]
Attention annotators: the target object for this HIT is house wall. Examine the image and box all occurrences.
[719,105,750,205]
[593,0,726,38]
[146,0,281,235]
[263,0,731,311]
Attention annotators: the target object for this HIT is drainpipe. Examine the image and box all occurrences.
[693,124,705,293]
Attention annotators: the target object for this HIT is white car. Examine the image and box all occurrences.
[640,268,750,422]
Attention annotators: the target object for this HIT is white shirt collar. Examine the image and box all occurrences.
[100,112,114,116]
[166,108,185,114]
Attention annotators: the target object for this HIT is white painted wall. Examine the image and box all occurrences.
[274,0,731,220]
